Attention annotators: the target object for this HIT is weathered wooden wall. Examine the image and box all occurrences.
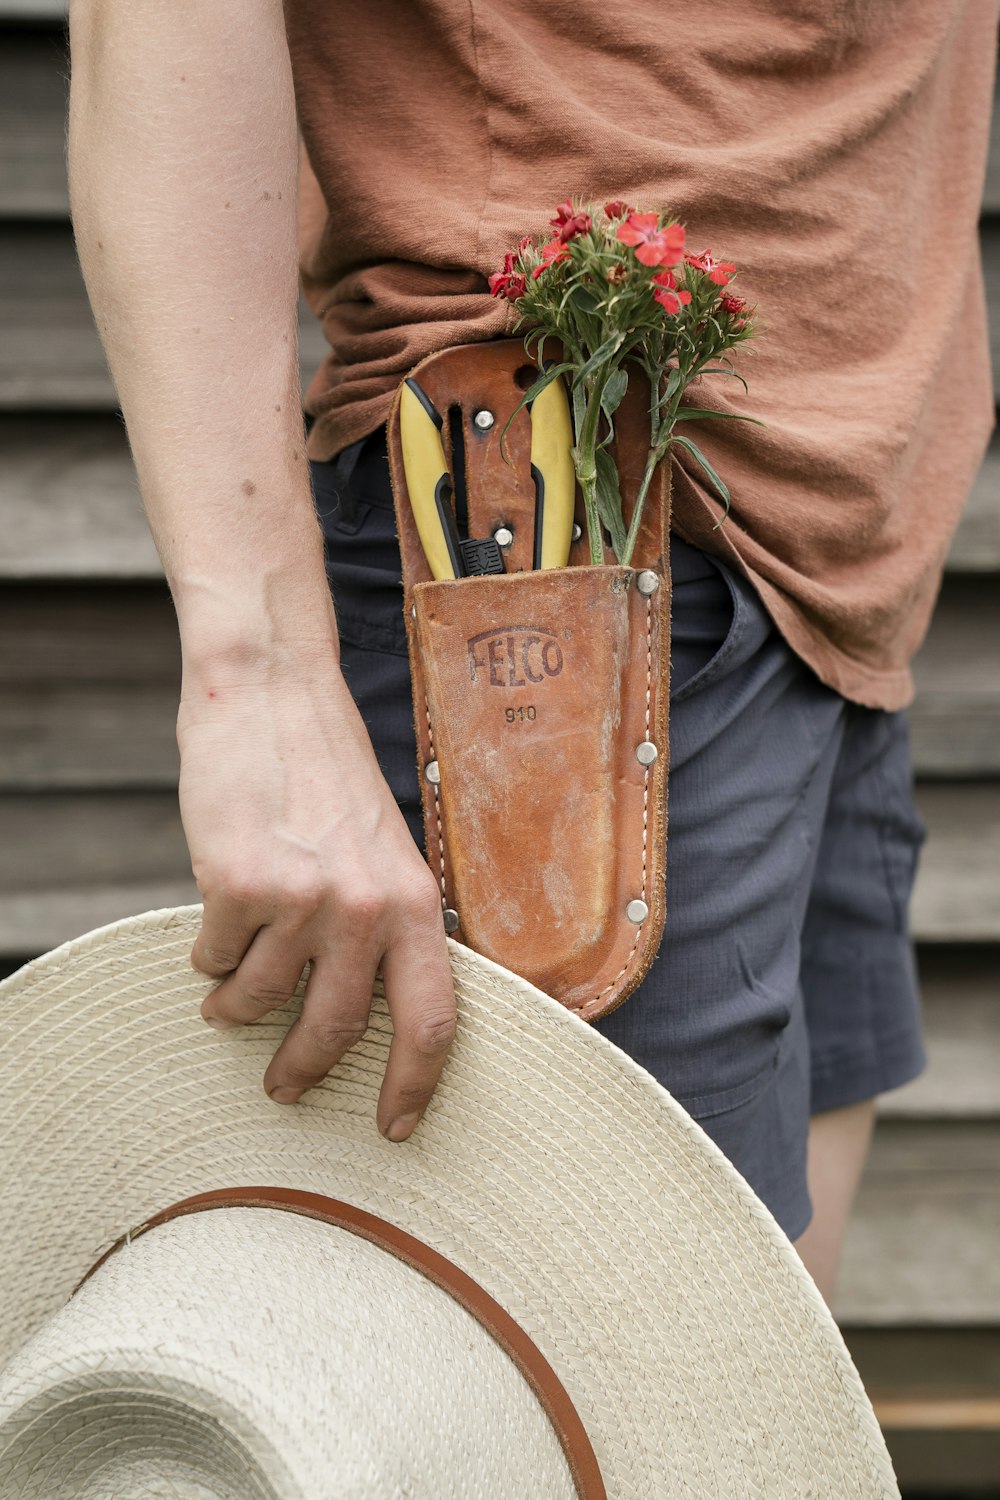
[1,12,998,1492]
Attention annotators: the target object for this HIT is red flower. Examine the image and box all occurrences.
[719,292,751,328]
[532,238,571,279]
[603,199,633,220]
[488,267,527,303]
[685,248,737,286]
[651,268,693,314]
[550,199,593,242]
[488,250,529,302]
[617,212,686,267]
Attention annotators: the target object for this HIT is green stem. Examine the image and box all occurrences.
[573,372,610,565]
[620,443,662,568]
[619,357,693,566]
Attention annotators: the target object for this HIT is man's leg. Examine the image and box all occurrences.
[793,1098,878,1306]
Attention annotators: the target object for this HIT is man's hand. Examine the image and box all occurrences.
[179,660,456,1140]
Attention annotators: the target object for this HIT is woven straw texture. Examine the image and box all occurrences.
[0,905,899,1498]
[0,1208,576,1498]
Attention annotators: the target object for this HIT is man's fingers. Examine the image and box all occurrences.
[375,912,457,1142]
[200,926,308,1029]
[190,897,259,979]
[262,951,376,1104]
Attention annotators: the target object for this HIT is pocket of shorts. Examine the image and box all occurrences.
[665,966,792,1120]
[670,556,746,703]
[672,1041,783,1119]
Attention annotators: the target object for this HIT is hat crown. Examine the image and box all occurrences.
[0,1208,577,1499]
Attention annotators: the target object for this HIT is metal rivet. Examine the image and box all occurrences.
[493,526,514,548]
[474,409,495,431]
[636,741,658,766]
[636,570,660,596]
[443,908,460,933]
[411,603,416,619]
[571,522,582,542]
[424,760,441,785]
[626,898,649,924]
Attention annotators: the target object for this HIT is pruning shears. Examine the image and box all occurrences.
[399,373,576,579]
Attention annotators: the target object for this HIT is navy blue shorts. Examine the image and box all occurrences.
[310,427,928,1241]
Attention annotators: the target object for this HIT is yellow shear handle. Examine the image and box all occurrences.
[400,379,462,580]
[529,374,576,570]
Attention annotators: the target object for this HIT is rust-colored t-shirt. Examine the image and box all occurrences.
[283,0,997,710]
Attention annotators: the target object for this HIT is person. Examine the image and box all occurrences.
[66,0,998,1307]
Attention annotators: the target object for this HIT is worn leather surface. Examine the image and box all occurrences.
[388,339,671,1019]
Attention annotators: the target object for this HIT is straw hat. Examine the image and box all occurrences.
[0,905,899,1498]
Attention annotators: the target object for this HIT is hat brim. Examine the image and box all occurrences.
[0,906,897,1496]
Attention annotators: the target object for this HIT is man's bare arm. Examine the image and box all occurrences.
[67,0,456,1140]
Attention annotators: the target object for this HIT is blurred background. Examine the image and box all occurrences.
[0,8,998,1494]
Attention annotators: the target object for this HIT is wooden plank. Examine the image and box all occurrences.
[910,577,1000,776]
[0,785,996,954]
[0,417,163,579]
[878,949,1000,1119]
[1,583,1000,784]
[910,785,1000,942]
[844,1328,1000,1398]
[0,585,181,788]
[0,31,68,217]
[1,412,998,581]
[950,429,1000,570]
[826,1331,1000,1487]
[0,225,329,407]
[3,25,999,215]
[0,3,64,18]
[0,792,197,953]
[836,1120,1000,1325]
[0,217,999,407]
[988,75,1000,215]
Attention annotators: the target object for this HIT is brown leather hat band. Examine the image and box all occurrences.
[78,1186,607,1500]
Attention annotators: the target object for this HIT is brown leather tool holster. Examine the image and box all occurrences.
[387,340,672,1021]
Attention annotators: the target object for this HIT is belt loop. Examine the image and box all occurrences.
[330,436,367,528]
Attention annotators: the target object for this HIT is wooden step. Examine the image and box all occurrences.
[0,3,65,20]
[842,1330,1000,1490]
[0,417,162,579]
[0,225,329,406]
[0,784,997,955]
[2,413,998,582]
[836,1119,1000,1325]
[0,792,197,954]
[2,25,999,216]
[910,577,1000,776]
[910,785,1000,942]
[0,29,68,218]
[3,582,999,786]
[0,218,999,406]
[878,948,1000,1120]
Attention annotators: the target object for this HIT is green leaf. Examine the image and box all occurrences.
[498,361,575,464]
[600,367,628,421]
[671,408,766,425]
[594,447,629,559]
[668,433,731,517]
[657,366,683,407]
[572,331,626,387]
[568,283,600,318]
[694,363,750,395]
